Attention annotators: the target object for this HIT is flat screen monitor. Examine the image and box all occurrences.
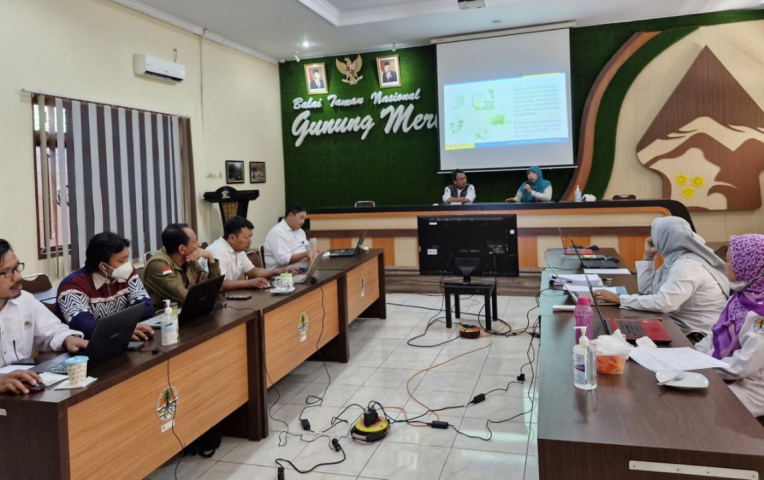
[417,215,519,277]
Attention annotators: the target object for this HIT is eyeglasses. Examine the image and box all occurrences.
[0,263,25,278]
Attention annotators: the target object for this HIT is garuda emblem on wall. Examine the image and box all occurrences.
[336,55,363,85]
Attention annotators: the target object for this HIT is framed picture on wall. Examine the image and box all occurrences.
[305,63,328,95]
[226,160,245,184]
[377,55,401,89]
[250,161,266,183]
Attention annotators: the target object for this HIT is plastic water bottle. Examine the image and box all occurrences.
[575,185,582,203]
[573,326,597,390]
[161,299,179,346]
[309,238,318,262]
[574,296,594,342]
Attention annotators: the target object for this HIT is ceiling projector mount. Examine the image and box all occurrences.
[458,0,487,10]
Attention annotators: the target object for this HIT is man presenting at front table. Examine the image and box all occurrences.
[204,216,298,290]
[141,223,222,307]
[0,239,87,394]
[264,204,310,269]
[442,169,476,204]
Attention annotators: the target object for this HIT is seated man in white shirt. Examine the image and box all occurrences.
[442,169,476,204]
[204,216,298,291]
[264,204,311,269]
[0,239,87,394]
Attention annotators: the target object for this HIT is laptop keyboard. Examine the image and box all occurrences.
[616,320,646,338]
[48,362,68,374]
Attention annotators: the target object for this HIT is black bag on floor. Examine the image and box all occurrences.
[183,424,222,458]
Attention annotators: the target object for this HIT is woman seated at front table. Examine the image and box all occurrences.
[696,234,764,417]
[57,232,155,341]
[505,166,552,203]
[593,217,729,342]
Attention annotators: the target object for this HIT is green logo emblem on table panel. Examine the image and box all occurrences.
[299,312,309,342]
[157,386,179,421]
[361,276,366,298]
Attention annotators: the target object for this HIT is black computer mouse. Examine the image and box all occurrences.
[28,383,45,392]
[587,244,600,251]
[605,257,620,262]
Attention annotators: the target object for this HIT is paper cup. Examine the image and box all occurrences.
[64,356,89,387]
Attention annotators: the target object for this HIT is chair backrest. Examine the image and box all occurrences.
[143,251,155,263]
[260,244,267,269]
[247,247,264,269]
[355,200,376,208]
[611,194,638,200]
[21,273,53,294]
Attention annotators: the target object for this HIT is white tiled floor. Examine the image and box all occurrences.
[147,293,540,480]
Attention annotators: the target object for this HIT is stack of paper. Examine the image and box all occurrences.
[550,274,603,286]
[629,347,729,373]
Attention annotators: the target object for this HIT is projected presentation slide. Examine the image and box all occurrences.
[443,73,569,151]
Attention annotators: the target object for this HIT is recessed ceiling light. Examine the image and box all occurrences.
[301,41,311,48]
[492,19,502,24]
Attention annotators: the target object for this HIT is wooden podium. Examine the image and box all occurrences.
[203,187,260,229]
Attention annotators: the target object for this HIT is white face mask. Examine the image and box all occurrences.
[103,262,133,282]
[730,280,747,292]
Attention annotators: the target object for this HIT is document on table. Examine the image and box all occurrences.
[550,274,603,286]
[584,268,632,275]
[0,365,33,374]
[629,347,729,372]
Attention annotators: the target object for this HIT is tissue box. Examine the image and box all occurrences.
[596,353,628,375]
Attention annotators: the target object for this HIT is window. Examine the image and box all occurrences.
[32,94,196,275]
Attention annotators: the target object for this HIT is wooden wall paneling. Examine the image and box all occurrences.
[619,235,649,270]
[330,237,352,250]
[67,325,249,480]
[394,237,418,267]
[346,259,380,321]
[372,236,396,266]
[264,281,340,385]
[518,236,539,269]
[567,235,591,250]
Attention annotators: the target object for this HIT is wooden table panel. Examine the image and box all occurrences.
[346,258,380,322]
[67,324,249,479]
[264,281,340,385]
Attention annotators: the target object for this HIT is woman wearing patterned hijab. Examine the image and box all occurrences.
[594,217,729,339]
[696,234,764,417]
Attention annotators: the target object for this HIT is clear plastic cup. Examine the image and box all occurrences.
[64,355,89,387]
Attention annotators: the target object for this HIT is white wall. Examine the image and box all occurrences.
[0,0,285,277]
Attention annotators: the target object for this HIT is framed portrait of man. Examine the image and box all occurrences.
[377,55,401,89]
[250,161,266,183]
[305,63,328,95]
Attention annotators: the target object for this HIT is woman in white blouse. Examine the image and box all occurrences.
[593,217,729,341]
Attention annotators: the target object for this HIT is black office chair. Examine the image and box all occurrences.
[354,201,375,208]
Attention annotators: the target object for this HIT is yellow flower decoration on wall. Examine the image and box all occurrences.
[682,187,695,199]
[691,175,705,188]
[675,174,688,186]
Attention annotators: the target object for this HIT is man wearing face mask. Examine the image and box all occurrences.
[57,232,155,340]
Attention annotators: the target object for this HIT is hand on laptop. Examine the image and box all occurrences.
[0,370,43,395]
[63,335,88,354]
[248,277,271,289]
[593,290,620,305]
[280,266,301,275]
[132,323,155,341]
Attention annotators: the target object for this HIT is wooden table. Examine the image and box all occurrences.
[538,249,764,480]
[224,249,387,441]
[0,250,387,479]
[0,306,258,480]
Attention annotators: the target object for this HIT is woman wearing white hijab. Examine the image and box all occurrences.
[593,217,729,340]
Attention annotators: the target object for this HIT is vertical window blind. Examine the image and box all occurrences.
[32,93,196,276]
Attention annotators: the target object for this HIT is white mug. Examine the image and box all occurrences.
[274,273,293,289]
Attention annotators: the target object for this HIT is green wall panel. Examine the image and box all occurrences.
[280,10,764,210]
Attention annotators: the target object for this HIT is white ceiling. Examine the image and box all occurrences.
[121,0,763,62]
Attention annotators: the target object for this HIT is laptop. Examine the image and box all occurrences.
[294,255,321,284]
[43,304,144,374]
[579,269,672,344]
[143,274,225,328]
[328,231,367,258]
[567,234,620,269]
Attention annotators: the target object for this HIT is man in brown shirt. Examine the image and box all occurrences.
[141,223,222,307]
